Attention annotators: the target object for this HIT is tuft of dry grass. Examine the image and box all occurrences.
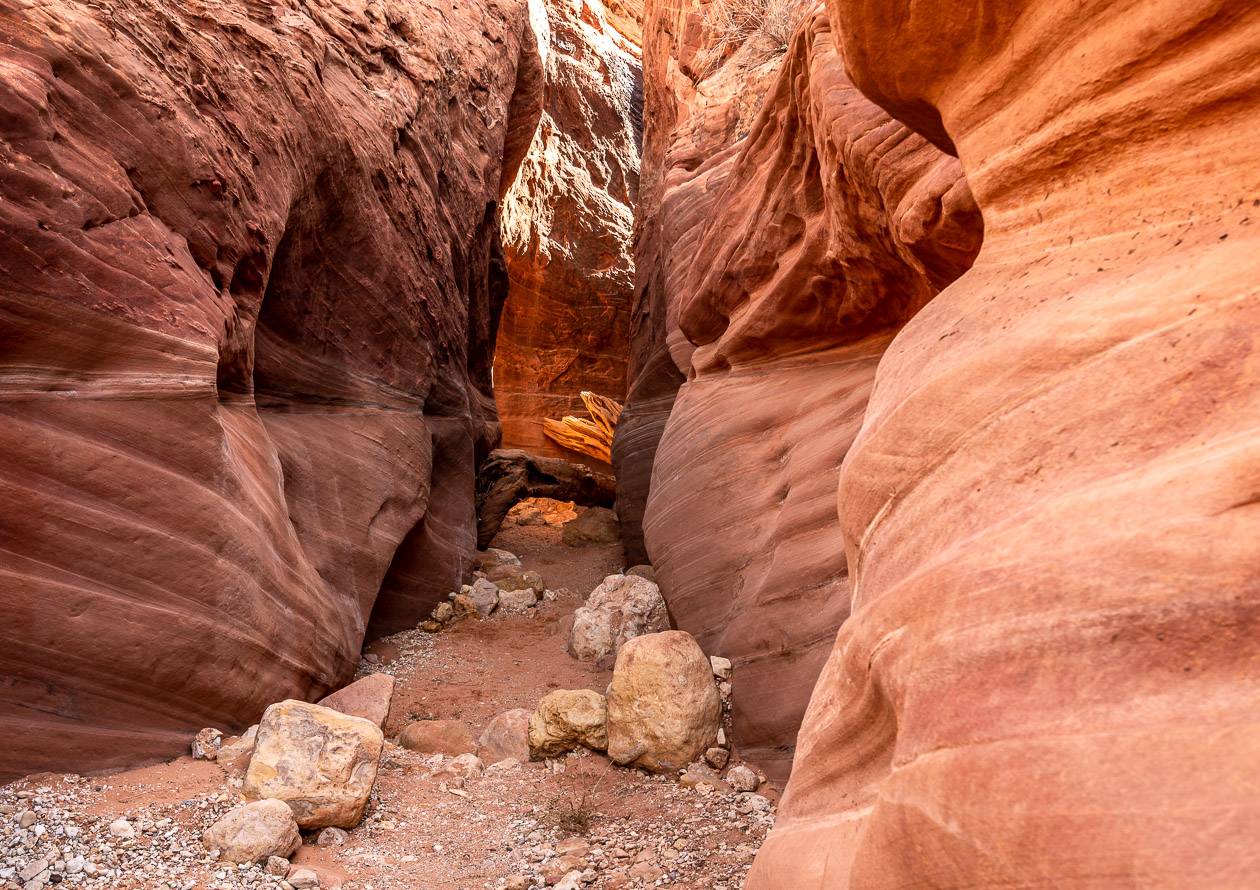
[696,0,800,77]
[543,775,606,836]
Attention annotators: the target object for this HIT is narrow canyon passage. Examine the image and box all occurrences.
[2,0,1258,889]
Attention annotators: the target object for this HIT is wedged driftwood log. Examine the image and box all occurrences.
[543,391,623,463]
[475,449,616,548]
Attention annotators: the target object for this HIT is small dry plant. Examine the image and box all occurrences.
[544,774,607,836]
[696,0,800,77]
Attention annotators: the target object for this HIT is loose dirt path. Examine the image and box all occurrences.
[0,506,775,890]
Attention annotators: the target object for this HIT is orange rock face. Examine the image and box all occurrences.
[0,0,542,780]
[632,8,979,780]
[749,1,1260,886]
[494,0,641,462]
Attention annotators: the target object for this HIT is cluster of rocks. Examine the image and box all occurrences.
[0,781,299,890]
[420,549,556,631]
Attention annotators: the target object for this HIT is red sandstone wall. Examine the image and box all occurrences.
[0,0,542,780]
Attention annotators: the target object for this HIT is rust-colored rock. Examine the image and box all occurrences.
[633,7,979,781]
[750,2,1260,887]
[495,0,641,461]
[0,0,542,780]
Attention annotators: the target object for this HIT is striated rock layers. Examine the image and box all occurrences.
[495,0,641,462]
[749,1,1260,887]
[633,7,980,780]
[0,0,543,780]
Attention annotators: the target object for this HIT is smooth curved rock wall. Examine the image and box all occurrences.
[0,0,542,779]
[750,1,1260,886]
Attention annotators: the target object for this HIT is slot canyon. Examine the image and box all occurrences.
[0,0,1256,888]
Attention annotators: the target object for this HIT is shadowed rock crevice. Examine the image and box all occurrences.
[475,449,617,549]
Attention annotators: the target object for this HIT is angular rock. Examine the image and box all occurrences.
[497,571,546,595]
[606,631,720,772]
[709,656,732,681]
[568,574,670,663]
[726,764,759,793]
[528,690,609,759]
[191,728,222,761]
[498,587,540,612]
[287,868,320,889]
[478,709,532,763]
[466,579,501,617]
[474,549,522,573]
[317,674,395,729]
[316,827,348,847]
[704,747,729,770]
[243,700,383,829]
[399,719,477,756]
[432,602,455,624]
[202,799,301,864]
[562,508,621,546]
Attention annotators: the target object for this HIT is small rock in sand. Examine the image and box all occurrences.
[726,764,760,792]
[265,856,291,876]
[528,689,608,759]
[399,718,477,756]
[317,826,349,847]
[287,866,321,888]
[704,746,730,769]
[709,655,733,680]
[191,727,222,760]
[202,799,301,864]
[477,708,532,763]
[109,818,136,839]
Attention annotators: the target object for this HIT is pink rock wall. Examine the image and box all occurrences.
[750,1,1260,885]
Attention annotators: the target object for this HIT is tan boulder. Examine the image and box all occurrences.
[317,673,395,728]
[243,700,383,829]
[606,631,720,773]
[561,507,620,545]
[528,689,608,759]
[497,570,545,594]
[478,709,532,763]
[398,719,476,756]
[217,725,258,777]
[568,574,670,663]
[202,799,300,864]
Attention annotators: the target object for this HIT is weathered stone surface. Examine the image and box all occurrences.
[475,449,617,548]
[568,574,670,662]
[243,701,383,829]
[748,2,1260,888]
[562,507,621,546]
[218,725,258,777]
[191,728,222,761]
[497,571,546,595]
[202,799,301,865]
[495,0,640,461]
[528,689,609,759]
[474,549,523,573]
[498,587,540,613]
[0,0,544,780]
[398,719,477,756]
[477,709,533,763]
[628,4,980,782]
[466,578,502,618]
[317,674,395,729]
[606,631,720,772]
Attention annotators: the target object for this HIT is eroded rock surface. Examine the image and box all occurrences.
[629,5,980,780]
[243,701,383,830]
[568,573,669,663]
[749,1,1260,887]
[0,0,543,780]
[495,0,641,459]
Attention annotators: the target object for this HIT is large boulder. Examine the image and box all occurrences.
[202,799,301,864]
[606,632,720,773]
[477,709,533,763]
[528,690,609,759]
[568,574,670,663]
[398,719,477,756]
[317,674,395,728]
[243,701,383,829]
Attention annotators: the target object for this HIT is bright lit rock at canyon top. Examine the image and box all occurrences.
[1,1,1257,889]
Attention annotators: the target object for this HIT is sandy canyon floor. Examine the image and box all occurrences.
[1,511,776,890]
